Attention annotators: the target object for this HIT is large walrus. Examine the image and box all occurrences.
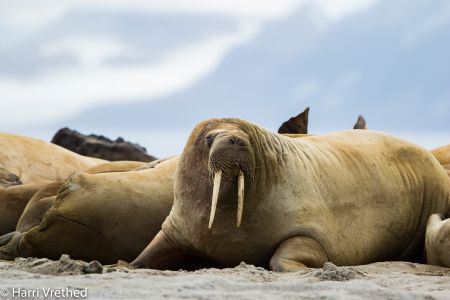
[131,118,450,271]
[0,133,105,235]
[0,157,176,264]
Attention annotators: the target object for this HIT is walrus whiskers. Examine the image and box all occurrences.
[209,170,222,229]
[237,171,244,228]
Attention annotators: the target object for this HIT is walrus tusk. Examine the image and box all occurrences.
[209,170,222,229]
[237,171,244,227]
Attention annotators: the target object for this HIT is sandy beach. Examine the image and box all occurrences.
[0,256,449,300]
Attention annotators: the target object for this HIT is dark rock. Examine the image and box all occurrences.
[51,127,157,162]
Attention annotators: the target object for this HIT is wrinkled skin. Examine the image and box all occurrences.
[52,127,157,162]
[0,157,176,264]
[132,118,450,271]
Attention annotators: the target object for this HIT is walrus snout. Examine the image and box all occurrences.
[205,130,255,230]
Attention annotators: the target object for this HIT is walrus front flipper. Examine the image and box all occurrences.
[269,236,328,272]
[131,230,210,271]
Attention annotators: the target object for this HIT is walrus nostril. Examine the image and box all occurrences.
[228,137,243,146]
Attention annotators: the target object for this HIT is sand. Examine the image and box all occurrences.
[0,256,449,299]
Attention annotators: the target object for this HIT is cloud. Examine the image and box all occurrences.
[0,0,303,34]
[40,36,134,67]
[0,0,379,129]
[0,22,259,127]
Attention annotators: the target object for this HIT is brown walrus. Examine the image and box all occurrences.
[0,157,176,263]
[131,118,450,271]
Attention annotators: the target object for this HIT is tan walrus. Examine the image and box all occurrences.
[0,157,177,263]
[131,118,450,271]
[12,161,146,235]
[0,132,104,184]
[0,133,105,235]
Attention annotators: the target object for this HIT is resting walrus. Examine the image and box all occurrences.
[131,118,450,271]
[0,132,104,184]
[0,133,105,235]
[0,157,176,263]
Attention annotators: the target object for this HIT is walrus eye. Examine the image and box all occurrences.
[205,134,214,147]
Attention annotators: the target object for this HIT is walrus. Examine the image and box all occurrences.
[131,118,450,271]
[0,132,105,184]
[0,157,177,264]
[0,133,106,235]
[51,127,157,162]
[425,213,450,267]
[0,160,148,246]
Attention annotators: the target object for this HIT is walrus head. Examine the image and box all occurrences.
[172,118,263,234]
[205,128,256,228]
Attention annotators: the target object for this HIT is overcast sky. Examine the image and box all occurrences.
[0,0,377,129]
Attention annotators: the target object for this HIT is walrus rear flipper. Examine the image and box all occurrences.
[131,230,213,271]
